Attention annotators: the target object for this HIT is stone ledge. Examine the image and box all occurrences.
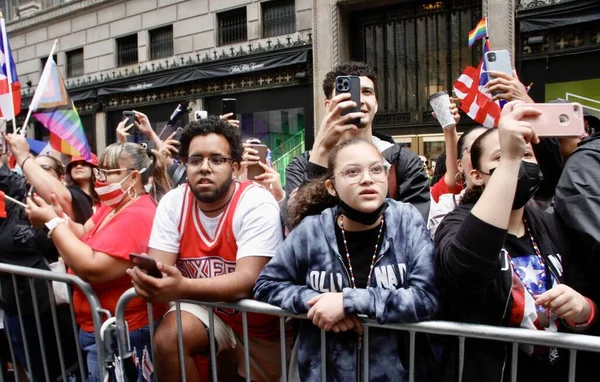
[7,0,123,33]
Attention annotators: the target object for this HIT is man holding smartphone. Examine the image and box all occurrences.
[128,117,284,382]
[284,62,431,221]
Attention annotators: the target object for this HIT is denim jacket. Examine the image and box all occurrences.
[254,199,439,381]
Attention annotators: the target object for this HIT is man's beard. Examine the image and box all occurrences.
[189,175,234,204]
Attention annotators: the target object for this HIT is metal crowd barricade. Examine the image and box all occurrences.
[114,288,600,382]
[0,263,111,382]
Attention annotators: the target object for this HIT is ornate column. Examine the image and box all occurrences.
[311,0,340,137]
[483,0,516,65]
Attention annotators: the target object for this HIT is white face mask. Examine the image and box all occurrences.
[144,183,153,193]
[94,168,146,207]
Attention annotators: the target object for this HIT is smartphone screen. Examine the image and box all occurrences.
[221,98,236,119]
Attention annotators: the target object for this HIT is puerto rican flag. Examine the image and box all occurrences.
[141,346,154,381]
[453,39,501,128]
[0,17,20,121]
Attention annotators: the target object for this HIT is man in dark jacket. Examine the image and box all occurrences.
[284,62,430,222]
[0,153,78,381]
[555,130,600,322]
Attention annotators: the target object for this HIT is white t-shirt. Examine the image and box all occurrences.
[428,189,465,239]
[149,184,284,260]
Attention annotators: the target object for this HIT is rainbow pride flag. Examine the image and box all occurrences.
[468,17,487,47]
[29,57,92,160]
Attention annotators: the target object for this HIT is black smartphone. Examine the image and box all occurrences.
[221,98,236,119]
[334,76,361,127]
[122,111,137,127]
[129,253,163,278]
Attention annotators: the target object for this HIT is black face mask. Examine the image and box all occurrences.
[337,198,388,225]
[485,161,543,210]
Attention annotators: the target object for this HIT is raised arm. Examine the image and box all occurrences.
[5,134,75,219]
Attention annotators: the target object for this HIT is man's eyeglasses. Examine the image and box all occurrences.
[93,167,134,182]
[334,164,389,184]
[184,156,233,168]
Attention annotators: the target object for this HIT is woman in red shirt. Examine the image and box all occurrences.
[26,142,171,381]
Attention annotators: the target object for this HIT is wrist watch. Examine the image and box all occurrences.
[44,216,66,238]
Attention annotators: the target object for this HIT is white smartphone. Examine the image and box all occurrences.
[484,50,512,95]
[194,110,208,121]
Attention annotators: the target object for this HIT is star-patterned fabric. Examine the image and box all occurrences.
[504,233,559,358]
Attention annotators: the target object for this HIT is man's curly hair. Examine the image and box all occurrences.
[322,61,377,99]
[179,116,243,164]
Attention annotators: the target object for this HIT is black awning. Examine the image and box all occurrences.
[96,48,309,96]
[519,1,600,33]
[71,88,97,101]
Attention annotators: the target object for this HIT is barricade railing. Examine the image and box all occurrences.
[0,262,111,382]
[114,288,600,382]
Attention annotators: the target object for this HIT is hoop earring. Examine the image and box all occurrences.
[454,172,465,186]
[127,186,138,200]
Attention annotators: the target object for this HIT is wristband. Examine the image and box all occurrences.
[566,298,595,328]
[44,216,66,239]
[20,156,31,169]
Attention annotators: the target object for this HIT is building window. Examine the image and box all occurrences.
[116,34,138,67]
[218,7,247,46]
[41,54,58,70]
[66,48,84,78]
[149,25,173,60]
[262,0,296,38]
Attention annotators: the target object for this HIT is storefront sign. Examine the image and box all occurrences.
[229,63,266,74]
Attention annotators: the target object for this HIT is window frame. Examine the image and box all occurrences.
[217,7,248,46]
[66,48,84,78]
[261,0,296,38]
[116,34,139,67]
[149,25,174,61]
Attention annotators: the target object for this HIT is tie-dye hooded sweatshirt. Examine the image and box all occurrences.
[254,199,439,381]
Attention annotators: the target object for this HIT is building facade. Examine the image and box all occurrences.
[5,0,314,178]
[6,0,598,173]
[516,0,600,114]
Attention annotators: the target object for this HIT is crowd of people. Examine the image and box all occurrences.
[1,60,600,382]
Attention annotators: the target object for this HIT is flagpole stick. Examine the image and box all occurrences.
[0,12,17,134]
[3,194,28,208]
[19,39,59,136]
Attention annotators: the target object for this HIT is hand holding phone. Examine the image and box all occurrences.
[334,76,361,127]
[129,253,163,278]
[245,144,268,180]
[513,102,585,137]
[122,111,137,128]
[484,50,512,96]
[221,98,236,119]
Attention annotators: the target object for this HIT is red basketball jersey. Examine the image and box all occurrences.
[178,182,279,339]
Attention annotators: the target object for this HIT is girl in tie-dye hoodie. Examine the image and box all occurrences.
[254,138,439,381]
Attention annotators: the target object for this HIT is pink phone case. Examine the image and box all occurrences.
[514,102,585,137]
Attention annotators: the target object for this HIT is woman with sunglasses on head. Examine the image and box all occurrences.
[254,138,439,381]
[26,142,171,381]
[65,154,101,211]
[434,101,597,382]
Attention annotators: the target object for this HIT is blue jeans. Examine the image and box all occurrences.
[6,307,78,381]
[79,325,153,382]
